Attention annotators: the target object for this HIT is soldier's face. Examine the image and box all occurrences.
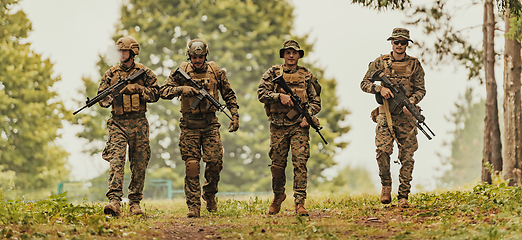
[118,49,131,62]
[391,37,408,55]
[190,55,206,69]
[283,49,299,67]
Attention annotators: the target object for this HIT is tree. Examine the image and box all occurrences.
[0,0,70,198]
[482,0,503,184]
[75,0,350,193]
[503,9,522,186]
[438,88,485,187]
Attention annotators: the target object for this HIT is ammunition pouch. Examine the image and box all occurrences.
[182,112,216,129]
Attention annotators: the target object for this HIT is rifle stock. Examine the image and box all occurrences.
[372,69,435,140]
[271,75,328,145]
[173,67,233,120]
[73,68,146,115]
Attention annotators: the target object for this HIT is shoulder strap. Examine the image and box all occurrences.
[207,61,221,81]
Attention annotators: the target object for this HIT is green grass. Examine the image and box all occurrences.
[3,183,522,239]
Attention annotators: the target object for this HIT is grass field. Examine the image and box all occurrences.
[2,183,522,239]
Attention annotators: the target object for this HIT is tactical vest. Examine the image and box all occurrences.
[269,65,308,114]
[381,54,416,96]
[109,63,147,115]
[180,61,221,114]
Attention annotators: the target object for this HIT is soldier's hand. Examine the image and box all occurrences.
[120,83,143,95]
[228,115,239,132]
[380,87,394,99]
[99,95,113,108]
[402,100,415,114]
[280,94,293,107]
[300,117,309,128]
[180,86,199,97]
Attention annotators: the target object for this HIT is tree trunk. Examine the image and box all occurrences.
[481,0,503,184]
[502,8,522,186]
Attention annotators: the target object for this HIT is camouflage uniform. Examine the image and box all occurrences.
[361,29,426,201]
[99,62,159,204]
[160,60,238,214]
[258,62,321,206]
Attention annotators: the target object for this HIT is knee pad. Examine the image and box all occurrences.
[270,165,285,179]
[185,159,200,178]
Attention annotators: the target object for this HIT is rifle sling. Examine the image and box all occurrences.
[383,100,402,148]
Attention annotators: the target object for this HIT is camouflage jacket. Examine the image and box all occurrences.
[361,52,426,105]
[159,62,239,115]
[98,62,159,113]
[258,64,321,126]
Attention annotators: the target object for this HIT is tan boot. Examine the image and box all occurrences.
[398,198,410,208]
[103,199,121,217]
[129,201,144,215]
[295,203,309,216]
[203,195,217,212]
[268,193,286,215]
[187,208,200,218]
[380,186,392,204]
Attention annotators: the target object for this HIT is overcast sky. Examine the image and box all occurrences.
[18,0,493,192]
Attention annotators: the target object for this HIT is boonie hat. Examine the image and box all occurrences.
[387,28,413,43]
[279,40,305,58]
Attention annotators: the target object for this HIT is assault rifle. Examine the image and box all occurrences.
[73,68,146,115]
[372,69,435,140]
[271,75,328,145]
[173,67,233,120]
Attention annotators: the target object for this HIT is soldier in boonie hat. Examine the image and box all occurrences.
[386,28,414,43]
[279,40,305,58]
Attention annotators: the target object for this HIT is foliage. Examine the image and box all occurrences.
[319,165,376,194]
[74,0,350,193]
[437,88,485,188]
[350,0,412,10]
[0,0,69,198]
[4,184,522,238]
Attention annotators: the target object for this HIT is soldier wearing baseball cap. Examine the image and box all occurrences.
[361,28,426,209]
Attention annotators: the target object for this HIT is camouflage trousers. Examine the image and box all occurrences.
[179,117,223,211]
[375,113,418,199]
[102,113,151,203]
[269,123,310,204]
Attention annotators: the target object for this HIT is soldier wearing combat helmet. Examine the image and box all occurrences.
[160,39,239,218]
[361,28,426,208]
[258,40,321,216]
[99,36,160,217]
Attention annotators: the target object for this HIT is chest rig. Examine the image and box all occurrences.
[381,55,416,97]
[180,61,220,114]
[269,65,308,115]
[109,63,147,115]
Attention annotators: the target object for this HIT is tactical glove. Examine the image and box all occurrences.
[99,95,113,108]
[179,86,199,97]
[120,83,143,95]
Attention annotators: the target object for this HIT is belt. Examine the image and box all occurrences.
[182,112,216,119]
[112,112,146,119]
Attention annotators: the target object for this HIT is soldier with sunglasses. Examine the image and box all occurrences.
[360,28,426,208]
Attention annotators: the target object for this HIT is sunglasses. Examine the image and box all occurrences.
[393,40,409,46]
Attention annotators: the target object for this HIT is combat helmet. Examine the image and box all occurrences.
[116,36,140,55]
[186,39,209,57]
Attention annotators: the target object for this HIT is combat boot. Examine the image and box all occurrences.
[268,193,286,215]
[203,194,217,212]
[129,201,144,215]
[380,186,392,204]
[295,203,309,216]
[103,199,121,217]
[187,207,200,218]
[398,198,410,208]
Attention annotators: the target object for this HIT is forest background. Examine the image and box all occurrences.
[1,0,500,199]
